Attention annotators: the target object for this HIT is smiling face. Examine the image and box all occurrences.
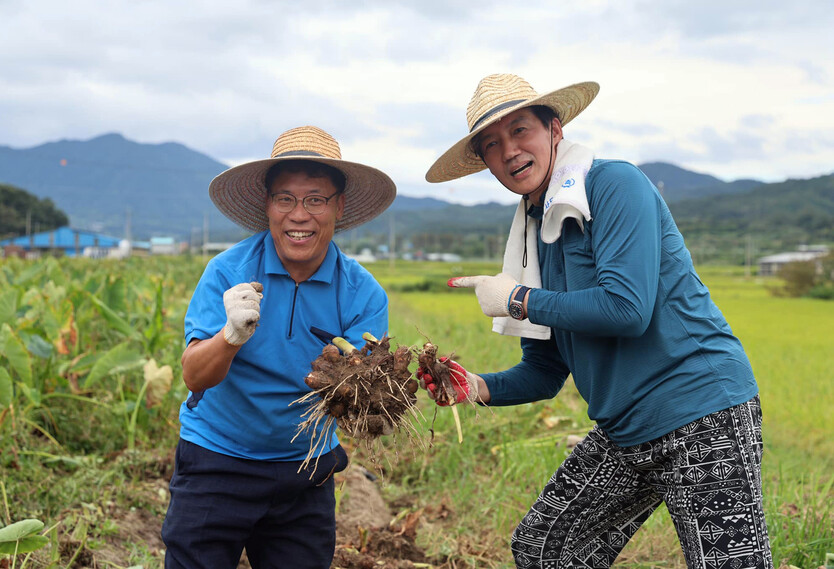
[476,107,563,204]
[265,169,345,283]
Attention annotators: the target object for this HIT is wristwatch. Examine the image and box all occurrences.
[508,285,531,320]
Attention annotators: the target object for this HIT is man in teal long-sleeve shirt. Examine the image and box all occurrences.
[419,74,772,569]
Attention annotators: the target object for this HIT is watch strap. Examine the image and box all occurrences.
[513,285,531,303]
[508,285,531,320]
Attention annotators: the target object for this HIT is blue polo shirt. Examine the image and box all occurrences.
[180,231,388,461]
[481,160,758,447]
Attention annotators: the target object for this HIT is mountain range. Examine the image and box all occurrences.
[0,133,479,241]
[0,133,235,240]
[1,133,831,260]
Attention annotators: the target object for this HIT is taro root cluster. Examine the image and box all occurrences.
[417,342,458,406]
[293,334,419,469]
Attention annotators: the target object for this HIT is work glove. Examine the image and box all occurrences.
[448,272,519,318]
[222,282,264,346]
[416,357,478,406]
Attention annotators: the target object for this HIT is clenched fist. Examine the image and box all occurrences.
[222,282,264,346]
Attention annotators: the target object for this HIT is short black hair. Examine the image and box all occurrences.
[529,105,559,128]
[264,159,347,195]
[468,104,561,160]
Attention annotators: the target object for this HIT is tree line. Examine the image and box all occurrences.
[0,183,69,240]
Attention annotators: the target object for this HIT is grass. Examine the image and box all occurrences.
[370,261,834,568]
[1,257,831,568]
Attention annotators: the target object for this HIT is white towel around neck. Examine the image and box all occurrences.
[492,139,595,339]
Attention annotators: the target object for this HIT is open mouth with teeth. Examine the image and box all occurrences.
[511,161,533,177]
[287,231,314,241]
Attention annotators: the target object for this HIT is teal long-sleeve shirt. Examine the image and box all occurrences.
[480,160,758,447]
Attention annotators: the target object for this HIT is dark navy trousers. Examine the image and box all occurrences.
[162,438,348,569]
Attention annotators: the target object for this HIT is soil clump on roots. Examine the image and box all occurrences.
[416,342,459,406]
[293,334,423,471]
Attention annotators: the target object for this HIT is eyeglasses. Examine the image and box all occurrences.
[268,192,341,215]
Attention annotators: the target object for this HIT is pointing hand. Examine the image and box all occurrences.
[448,272,519,318]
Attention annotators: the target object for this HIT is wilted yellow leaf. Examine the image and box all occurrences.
[144,359,173,408]
[542,415,571,429]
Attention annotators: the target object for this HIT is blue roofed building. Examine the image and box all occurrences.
[0,226,124,258]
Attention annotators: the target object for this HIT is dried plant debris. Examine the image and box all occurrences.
[292,333,423,472]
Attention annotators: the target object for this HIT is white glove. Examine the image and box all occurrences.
[222,282,264,346]
[448,272,519,317]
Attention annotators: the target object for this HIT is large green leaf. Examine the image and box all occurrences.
[63,352,99,375]
[45,257,68,288]
[1,323,32,386]
[0,534,49,554]
[143,279,165,352]
[0,519,44,542]
[84,342,146,389]
[103,275,128,315]
[0,367,12,407]
[0,289,18,326]
[42,280,67,304]
[22,332,54,359]
[17,383,41,407]
[12,263,45,287]
[34,302,61,340]
[88,294,139,340]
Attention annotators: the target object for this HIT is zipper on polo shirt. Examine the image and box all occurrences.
[288,282,299,338]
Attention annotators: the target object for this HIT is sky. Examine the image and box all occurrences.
[2,0,833,205]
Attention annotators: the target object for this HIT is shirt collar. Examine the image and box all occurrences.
[262,231,338,284]
[527,203,544,220]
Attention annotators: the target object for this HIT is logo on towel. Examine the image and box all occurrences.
[562,178,575,188]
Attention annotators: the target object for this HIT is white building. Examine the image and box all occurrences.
[348,248,376,263]
[150,236,179,255]
[758,245,829,276]
[427,252,463,263]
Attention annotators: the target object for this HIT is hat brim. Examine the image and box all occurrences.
[209,156,396,233]
[425,81,600,183]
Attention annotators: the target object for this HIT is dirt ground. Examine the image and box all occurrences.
[330,466,443,569]
[58,453,445,569]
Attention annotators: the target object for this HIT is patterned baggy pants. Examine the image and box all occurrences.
[511,396,773,569]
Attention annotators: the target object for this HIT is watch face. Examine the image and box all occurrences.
[509,302,523,320]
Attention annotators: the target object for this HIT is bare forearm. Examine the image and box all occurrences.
[472,373,491,404]
[181,328,241,392]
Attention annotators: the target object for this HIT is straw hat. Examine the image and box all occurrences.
[209,126,396,233]
[426,74,600,183]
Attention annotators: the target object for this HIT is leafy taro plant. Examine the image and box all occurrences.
[0,519,48,568]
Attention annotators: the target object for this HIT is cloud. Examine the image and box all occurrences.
[0,0,832,202]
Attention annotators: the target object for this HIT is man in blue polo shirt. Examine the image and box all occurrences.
[420,74,772,569]
[162,126,396,569]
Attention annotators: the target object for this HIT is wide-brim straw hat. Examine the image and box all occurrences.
[426,74,600,183]
[209,126,396,233]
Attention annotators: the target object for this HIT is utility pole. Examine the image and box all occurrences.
[496,224,506,262]
[745,235,753,278]
[26,210,33,251]
[125,208,132,256]
[388,213,395,269]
